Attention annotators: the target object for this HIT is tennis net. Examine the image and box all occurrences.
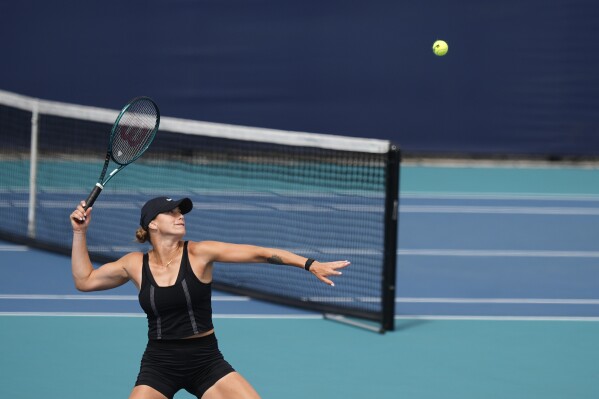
[0,89,400,332]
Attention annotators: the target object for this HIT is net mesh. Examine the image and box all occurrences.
[0,90,398,324]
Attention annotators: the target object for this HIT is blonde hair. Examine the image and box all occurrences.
[135,227,150,243]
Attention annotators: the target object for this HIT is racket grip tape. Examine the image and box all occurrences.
[83,183,104,211]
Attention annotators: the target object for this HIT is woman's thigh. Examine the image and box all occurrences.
[129,384,169,399]
[201,372,261,399]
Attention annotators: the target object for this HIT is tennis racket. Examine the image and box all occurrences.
[83,97,160,210]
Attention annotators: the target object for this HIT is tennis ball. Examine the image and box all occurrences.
[432,40,448,56]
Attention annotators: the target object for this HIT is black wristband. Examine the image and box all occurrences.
[304,258,315,271]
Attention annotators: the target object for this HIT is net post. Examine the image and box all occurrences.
[381,144,400,332]
[27,101,40,239]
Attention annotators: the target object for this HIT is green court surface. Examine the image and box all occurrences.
[1,316,598,399]
[401,161,599,195]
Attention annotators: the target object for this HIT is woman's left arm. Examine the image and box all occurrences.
[190,241,350,286]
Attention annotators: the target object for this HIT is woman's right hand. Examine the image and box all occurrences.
[70,201,92,233]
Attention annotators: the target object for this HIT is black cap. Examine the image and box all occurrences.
[140,197,193,229]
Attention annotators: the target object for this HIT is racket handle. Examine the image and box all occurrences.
[84,183,104,210]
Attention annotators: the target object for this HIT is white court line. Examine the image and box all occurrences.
[0,294,249,301]
[4,189,599,201]
[400,205,599,215]
[305,297,599,305]
[2,294,599,306]
[397,297,599,305]
[395,315,599,322]
[0,245,28,251]
[213,314,321,319]
[0,312,320,319]
[397,249,599,257]
[0,312,597,322]
[4,245,599,258]
[319,248,599,257]
[4,201,599,216]
[0,312,146,317]
[400,192,599,202]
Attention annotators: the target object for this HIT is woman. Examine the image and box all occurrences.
[70,196,350,399]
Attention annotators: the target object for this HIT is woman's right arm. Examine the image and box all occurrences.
[71,201,130,292]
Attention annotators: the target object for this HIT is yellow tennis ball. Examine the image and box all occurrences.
[432,40,448,56]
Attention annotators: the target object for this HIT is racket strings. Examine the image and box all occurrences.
[112,99,158,165]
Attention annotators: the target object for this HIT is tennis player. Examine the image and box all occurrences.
[70,196,350,399]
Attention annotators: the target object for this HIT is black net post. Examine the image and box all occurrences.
[381,144,400,332]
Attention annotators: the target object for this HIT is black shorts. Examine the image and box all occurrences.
[135,333,235,398]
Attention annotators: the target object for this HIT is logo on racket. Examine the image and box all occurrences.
[120,126,144,146]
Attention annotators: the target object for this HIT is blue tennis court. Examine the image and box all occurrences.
[1,162,598,398]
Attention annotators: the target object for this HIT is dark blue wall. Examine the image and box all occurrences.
[1,1,598,156]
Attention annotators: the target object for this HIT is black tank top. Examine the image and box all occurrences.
[138,241,213,340]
